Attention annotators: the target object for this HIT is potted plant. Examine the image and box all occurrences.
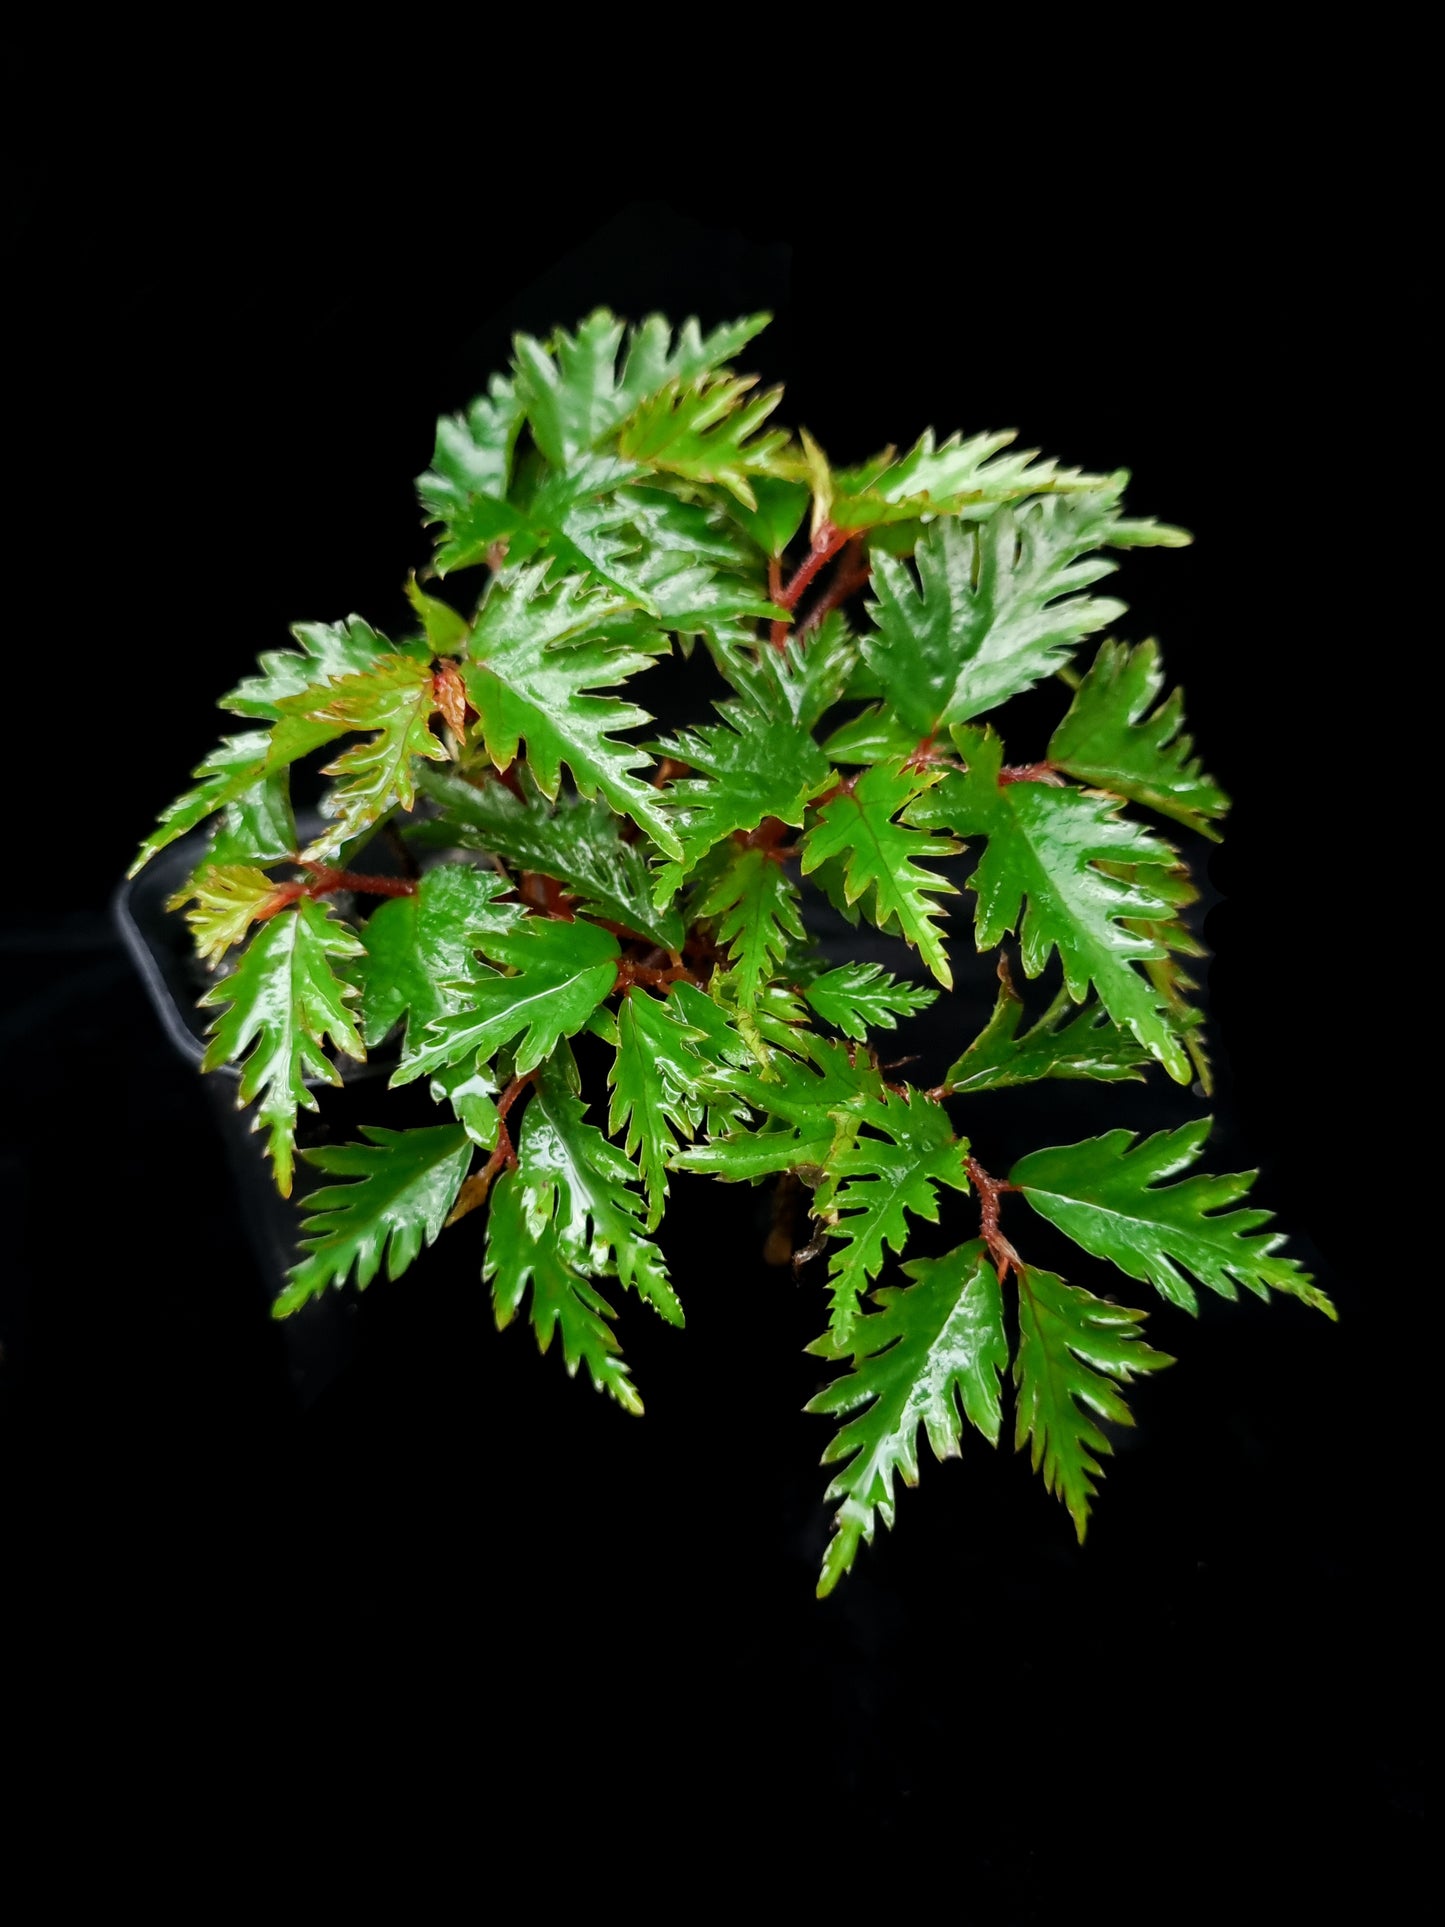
[125,309,1331,1595]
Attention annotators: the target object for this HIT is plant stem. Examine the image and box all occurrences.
[966,1155,1023,1283]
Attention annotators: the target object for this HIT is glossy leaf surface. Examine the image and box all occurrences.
[1048,639,1229,836]
[1013,1265,1172,1540]
[801,763,959,987]
[806,1242,1007,1596]
[909,727,1192,1080]
[277,1124,474,1315]
[199,899,364,1195]
[396,915,619,1083]
[133,304,1319,1590]
[460,564,681,857]
[1011,1121,1334,1317]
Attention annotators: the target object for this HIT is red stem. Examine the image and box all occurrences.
[769,521,852,649]
[797,539,871,636]
[966,1155,1023,1283]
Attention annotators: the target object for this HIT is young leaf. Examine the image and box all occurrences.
[221,616,402,718]
[204,766,296,868]
[801,962,938,1041]
[617,372,793,509]
[281,654,452,858]
[275,1124,474,1315]
[512,308,770,467]
[800,763,960,988]
[942,972,1154,1093]
[358,866,522,1064]
[415,374,527,571]
[485,1166,643,1415]
[727,612,859,733]
[805,1241,1008,1596]
[1048,639,1229,837]
[817,1088,971,1344]
[130,732,273,875]
[862,497,1139,737]
[828,429,1111,531]
[1010,1120,1334,1317]
[691,843,805,1027]
[1013,1265,1172,1540]
[607,987,715,1229]
[519,1058,681,1324]
[167,863,292,965]
[395,915,620,1083]
[412,765,683,950]
[673,1035,888,1183]
[651,699,831,896]
[908,727,1192,1081]
[199,899,365,1196]
[460,563,682,858]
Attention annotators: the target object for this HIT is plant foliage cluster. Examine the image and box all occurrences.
[135,311,1329,1593]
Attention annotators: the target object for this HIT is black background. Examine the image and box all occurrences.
[3,146,1420,1907]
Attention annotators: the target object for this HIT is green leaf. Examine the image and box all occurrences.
[1048,639,1229,836]
[819,704,918,766]
[358,866,522,1064]
[518,1057,681,1324]
[1010,1120,1334,1317]
[416,374,526,569]
[395,915,620,1084]
[800,763,960,988]
[805,1242,1008,1596]
[222,616,402,718]
[512,308,771,467]
[404,574,470,654]
[275,1124,474,1315]
[617,372,794,510]
[460,563,682,858]
[651,698,831,897]
[815,1088,971,1343]
[801,962,937,1041]
[167,863,289,965]
[200,898,365,1196]
[412,763,683,950]
[1013,1265,1172,1540]
[726,612,859,733]
[908,727,1191,1080]
[862,496,1142,736]
[724,474,811,556]
[691,843,805,1033]
[279,654,452,859]
[607,987,716,1229]
[673,1034,887,1183]
[205,766,296,868]
[484,1166,643,1415]
[130,732,272,875]
[942,973,1154,1093]
[828,430,1110,532]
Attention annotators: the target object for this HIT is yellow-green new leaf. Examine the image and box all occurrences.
[284,654,453,859]
[513,309,771,467]
[617,373,794,510]
[167,863,291,965]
